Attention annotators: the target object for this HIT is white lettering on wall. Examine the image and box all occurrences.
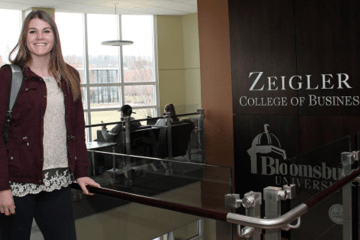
[248,72,352,91]
[240,72,356,107]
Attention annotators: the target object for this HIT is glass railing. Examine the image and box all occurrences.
[223,135,359,240]
[288,136,351,240]
[152,219,203,240]
[86,109,205,164]
[72,151,233,240]
[62,134,360,240]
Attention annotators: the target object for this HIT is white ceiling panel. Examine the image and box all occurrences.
[0,0,198,15]
[145,1,197,12]
[81,5,138,15]
[56,2,88,9]
[0,1,31,10]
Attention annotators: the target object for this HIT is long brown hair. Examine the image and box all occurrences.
[9,10,81,101]
[165,103,179,122]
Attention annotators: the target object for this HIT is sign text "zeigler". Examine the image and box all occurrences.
[248,72,352,91]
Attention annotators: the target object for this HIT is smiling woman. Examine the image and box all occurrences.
[0,10,100,240]
[26,18,54,60]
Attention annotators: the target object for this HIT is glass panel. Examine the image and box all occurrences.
[89,86,121,109]
[0,9,21,65]
[56,12,85,83]
[354,132,360,239]
[124,85,156,106]
[89,110,121,141]
[122,15,155,83]
[132,108,156,120]
[88,14,119,72]
[86,152,231,210]
[153,219,217,240]
[172,219,199,239]
[75,151,233,239]
[160,104,200,116]
[287,136,351,240]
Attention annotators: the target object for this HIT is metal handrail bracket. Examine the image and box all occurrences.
[226,203,308,230]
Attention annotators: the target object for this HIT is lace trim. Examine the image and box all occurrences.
[10,168,72,197]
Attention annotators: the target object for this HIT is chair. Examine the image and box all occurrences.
[146,116,158,125]
[157,119,195,160]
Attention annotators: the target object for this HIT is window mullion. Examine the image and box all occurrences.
[118,14,125,106]
[83,13,91,141]
[153,16,160,117]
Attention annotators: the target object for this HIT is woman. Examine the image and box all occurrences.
[155,103,179,126]
[0,10,100,240]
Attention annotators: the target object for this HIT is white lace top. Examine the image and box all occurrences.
[10,76,72,197]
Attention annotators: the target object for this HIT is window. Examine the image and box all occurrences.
[0,9,21,66]
[56,12,85,83]
[0,10,158,141]
[56,13,158,141]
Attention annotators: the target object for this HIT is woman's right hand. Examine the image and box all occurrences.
[0,190,15,216]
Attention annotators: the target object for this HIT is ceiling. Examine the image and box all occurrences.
[0,0,197,15]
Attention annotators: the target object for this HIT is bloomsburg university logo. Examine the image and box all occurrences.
[247,124,343,191]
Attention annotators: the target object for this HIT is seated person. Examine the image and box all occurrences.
[155,103,179,126]
[101,105,141,141]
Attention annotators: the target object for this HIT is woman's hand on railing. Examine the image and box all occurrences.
[0,189,15,216]
[76,177,101,196]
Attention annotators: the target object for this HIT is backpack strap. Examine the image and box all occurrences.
[2,64,24,144]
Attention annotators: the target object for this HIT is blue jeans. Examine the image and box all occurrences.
[0,186,76,240]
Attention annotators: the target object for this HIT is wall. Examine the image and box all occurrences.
[227,0,360,239]
[156,14,201,114]
[183,14,201,113]
[157,15,186,114]
[23,7,55,19]
[197,0,234,169]
[197,0,235,239]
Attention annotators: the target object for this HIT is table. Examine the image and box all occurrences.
[86,141,117,178]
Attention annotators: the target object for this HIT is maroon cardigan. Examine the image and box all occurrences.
[0,65,89,191]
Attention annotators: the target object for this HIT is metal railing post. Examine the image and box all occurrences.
[225,191,262,239]
[197,109,205,162]
[166,231,174,240]
[195,218,203,240]
[263,187,282,240]
[244,191,262,240]
[165,113,173,174]
[352,152,359,240]
[165,112,173,160]
[341,152,354,240]
[124,116,132,184]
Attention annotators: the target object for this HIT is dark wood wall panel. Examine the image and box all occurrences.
[228,0,360,238]
[295,0,360,116]
[229,0,298,115]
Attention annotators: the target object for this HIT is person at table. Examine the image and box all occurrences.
[155,103,179,126]
[101,104,141,141]
[0,10,100,240]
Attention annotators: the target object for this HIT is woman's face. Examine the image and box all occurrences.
[26,17,54,59]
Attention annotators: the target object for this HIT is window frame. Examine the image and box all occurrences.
[77,13,159,140]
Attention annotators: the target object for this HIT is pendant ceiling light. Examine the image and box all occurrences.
[101,5,134,46]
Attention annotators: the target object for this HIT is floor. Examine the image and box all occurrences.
[30,221,43,240]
